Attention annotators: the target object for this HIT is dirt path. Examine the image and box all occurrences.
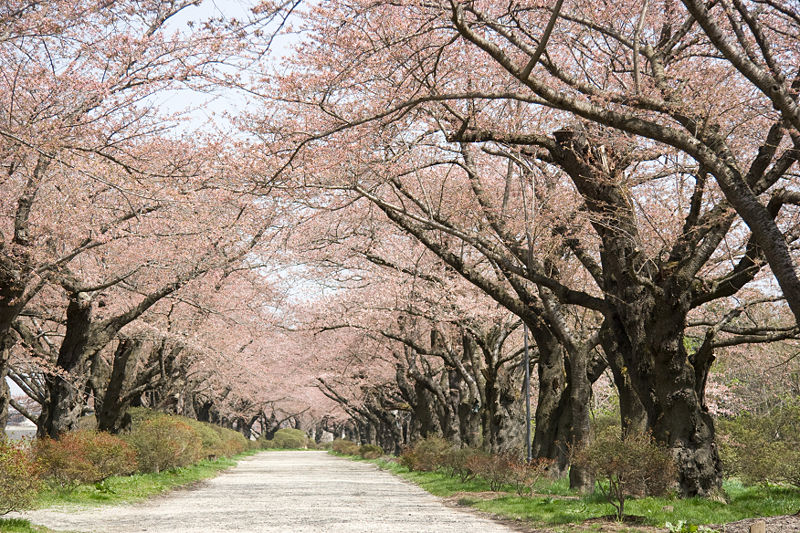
[18,451,521,533]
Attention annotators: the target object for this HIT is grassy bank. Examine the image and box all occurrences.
[0,519,54,533]
[0,448,260,533]
[368,457,800,532]
[35,449,259,508]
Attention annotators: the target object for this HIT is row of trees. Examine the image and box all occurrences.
[2,0,800,501]
[0,0,325,442]
[246,0,800,497]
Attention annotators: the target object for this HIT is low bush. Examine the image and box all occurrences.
[358,444,383,459]
[219,429,249,456]
[0,439,41,515]
[269,428,308,449]
[718,402,800,486]
[438,445,552,493]
[573,428,676,519]
[124,416,203,473]
[183,420,226,458]
[508,457,553,495]
[440,446,482,482]
[465,451,515,491]
[35,430,136,486]
[331,438,360,455]
[205,424,248,457]
[400,436,451,472]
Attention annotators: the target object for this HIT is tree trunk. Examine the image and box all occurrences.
[494,369,526,453]
[0,374,9,437]
[600,323,648,435]
[96,338,142,433]
[39,294,94,438]
[567,345,594,493]
[0,335,12,437]
[530,325,571,475]
[608,290,722,496]
[482,362,502,452]
[412,381,441,438]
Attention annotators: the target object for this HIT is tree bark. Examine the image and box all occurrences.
[0,335,12,437]
[39,293,94,438]
[600,322,648,435]
[567,344,594,493]
[605,286,722,496]
[96,337,143,433]
[529,324,571,475]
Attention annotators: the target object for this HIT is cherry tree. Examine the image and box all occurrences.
[0,0,250,434]
[248,0,800,496]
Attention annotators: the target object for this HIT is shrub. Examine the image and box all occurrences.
[400,436,451,472]
[508,457,554,495]
[216,428,249,456]
[196,423,248,458]
[124,417,203,473]
[331,439,360,455]
[465,451,516,491]
[270,428,308,449]
[441,446,482,482]
[718,402,800,486]
[35,430,136,486]
[358,444,383,459]
[183,420,225,458]
[0,439,41,515]
[573,428,676,519]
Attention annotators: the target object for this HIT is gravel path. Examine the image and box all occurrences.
[19,451,519,533]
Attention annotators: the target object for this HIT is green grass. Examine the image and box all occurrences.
[0,448,262,533]
[0,518,58,533]
[34,449,260,508]
[367,457,800,530]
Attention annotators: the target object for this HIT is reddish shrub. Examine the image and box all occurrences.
[35,430,136,487]
[440,447,482,482]
[508,457,553,495]
[0,439,42,514]
[331,439,359,455]
[572,428,676,519]
[465,451,515,491]
[400,437,451,471]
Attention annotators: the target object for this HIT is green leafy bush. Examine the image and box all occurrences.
[573,428,676,519]
[718,402,800,486]
[331,438,360,455]
[193,422,248,458]
[35,430,137,486]
[358,444,383,459]
[266,428,308,449]
[183,420,225,458]
[216,427,249,456]
[400,436,451,471]
[0,439,41,515]
[124,417,202,473]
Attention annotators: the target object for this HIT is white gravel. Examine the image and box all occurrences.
[19,451,520,532]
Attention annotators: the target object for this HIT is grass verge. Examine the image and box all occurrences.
[1,449,262,532]
[34,449,260,508]
[0,518,58,533]
[367,457,800,531]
